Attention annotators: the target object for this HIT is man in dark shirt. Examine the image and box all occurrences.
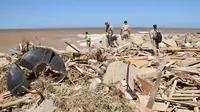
[105,22,113,47]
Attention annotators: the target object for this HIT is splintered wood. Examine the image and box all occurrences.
[146,58,169,109]
[2,33,200,112]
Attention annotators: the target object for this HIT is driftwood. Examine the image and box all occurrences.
[0,91,11,99]
[166,76,178,87]
[21,86,44,105]
[0,97,32,110]
[73,65,96,77]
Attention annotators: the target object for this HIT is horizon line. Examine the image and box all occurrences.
[0,27,200,30]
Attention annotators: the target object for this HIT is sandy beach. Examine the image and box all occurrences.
[0,28,199,52]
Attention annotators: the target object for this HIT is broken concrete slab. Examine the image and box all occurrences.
[33,99,56,112]
[162,38,177,47]
[131,34,144,45]
[137,68,157,78]
[159,42,167,48]
[102,36,108,48]
[103,61,138,92]
[141,41,154,49]
[133,60,149,68]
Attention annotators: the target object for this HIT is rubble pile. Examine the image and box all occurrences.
[1,32,200,112]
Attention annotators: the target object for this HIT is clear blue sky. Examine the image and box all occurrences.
[0,0,200,29]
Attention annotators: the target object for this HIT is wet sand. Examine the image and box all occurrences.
[0,28,199,52]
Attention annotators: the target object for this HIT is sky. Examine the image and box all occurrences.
[0,0,200,29]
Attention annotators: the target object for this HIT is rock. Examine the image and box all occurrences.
[102,36,107,48]
[131,34,145,45]
[103,61,137,93]
[89,78,101,89]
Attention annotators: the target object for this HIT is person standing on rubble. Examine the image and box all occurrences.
[120,21,131,41]
[149,24,162,56]
[105,22,114,47]
[85,32,91,48]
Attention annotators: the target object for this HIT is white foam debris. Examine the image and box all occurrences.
[138,31,149,34]
[77,34,121,40]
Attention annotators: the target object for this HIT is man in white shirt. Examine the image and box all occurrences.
[120,21,131,40]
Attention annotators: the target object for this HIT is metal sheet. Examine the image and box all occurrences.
[50,54,67,73]
[7,63,29,96]
[19,48,53,70]
[19,48,66,74]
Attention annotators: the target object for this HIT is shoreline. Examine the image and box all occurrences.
[0,28,199,52]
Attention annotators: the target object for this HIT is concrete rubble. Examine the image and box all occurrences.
[1,32,200,111]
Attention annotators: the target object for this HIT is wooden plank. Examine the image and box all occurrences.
[156,97,200,108]
[165,80,177,110]
[173,94,200,97]
[172,67,199,74]
[138,95,167,111]
[167,47,200,52]
[64,41,80,53]
[176,90,200,94]
[184,60,200,67]
[171,97,198,100]
[146,58,169,109]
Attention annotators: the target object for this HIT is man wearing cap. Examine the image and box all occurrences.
[105,22,113,47]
